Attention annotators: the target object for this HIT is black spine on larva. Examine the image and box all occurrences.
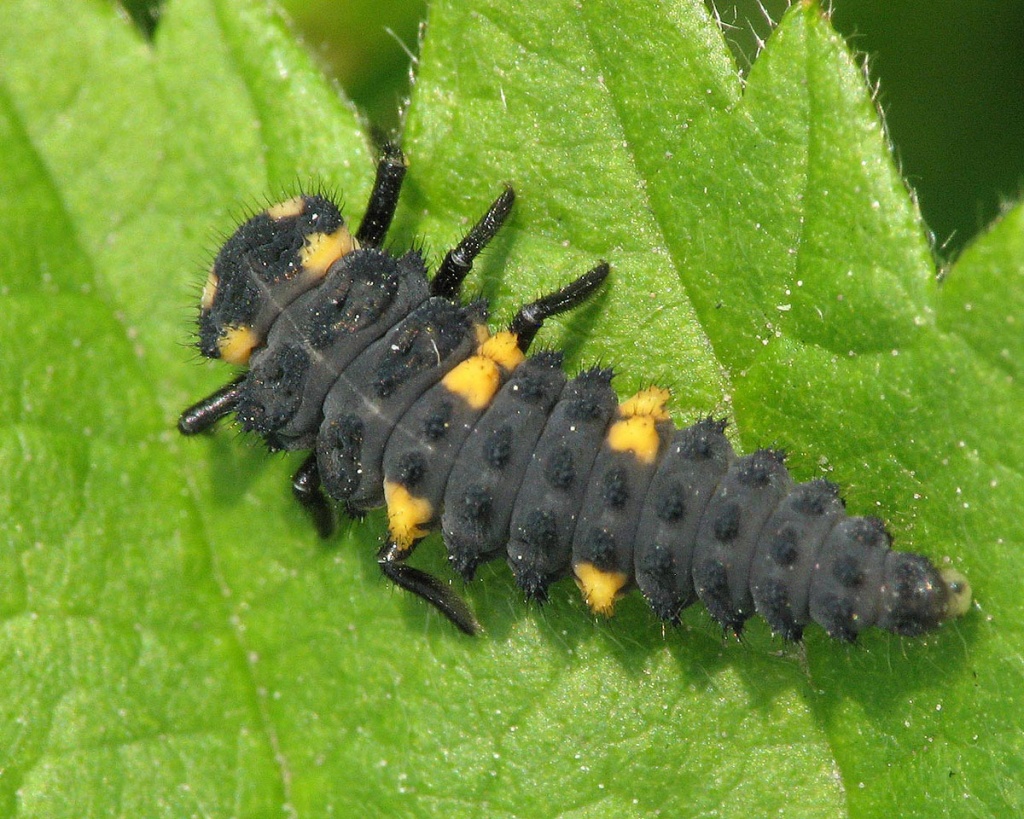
[633,418,734,623]
[441,352,567,581]
[236,249,430,450]
[199,195,345,358]
[316,298,486,510]
[506,367,618,601]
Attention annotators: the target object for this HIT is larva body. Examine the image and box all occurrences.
[180,148,970,640]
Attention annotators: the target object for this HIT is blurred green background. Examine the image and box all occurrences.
[121,0,1024,261]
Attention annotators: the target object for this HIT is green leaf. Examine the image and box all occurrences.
[0,0,1019,816]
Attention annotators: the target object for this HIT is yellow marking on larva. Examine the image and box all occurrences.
[267,196,305,220]
[607,416,662,464]
[574,562,629,616]
[619,386,671,420]
[608,386,671,463]
[480,331,526,371]
[443,356,502,410]
[384,480,434,553]
[300,226,356,277]
[442,330,526,409]
[200,268,218,311]
[217,325,260,365]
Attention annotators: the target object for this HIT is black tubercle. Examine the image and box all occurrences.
[372,299,474,399]
[306,250,404,349]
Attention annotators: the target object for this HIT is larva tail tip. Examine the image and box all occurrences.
[940,568,972,620]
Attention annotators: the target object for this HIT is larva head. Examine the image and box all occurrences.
[877,552,972,636]
[198,194,356,364]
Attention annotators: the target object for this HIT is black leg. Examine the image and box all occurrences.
[355,143,407,248]
[378,541,480,635]
[178,375,244,435]
[292,452,335,539]
[508,261,610,352]
[431,187,516,300]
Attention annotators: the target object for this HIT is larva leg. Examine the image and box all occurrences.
[355,143,407,248]
[431,187,516,300]
[291,452,334,539]
[377,541,480,635]
[509,261,609,352]
[177,375,245,435]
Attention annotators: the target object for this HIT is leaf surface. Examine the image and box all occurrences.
[0,0,1019,816]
